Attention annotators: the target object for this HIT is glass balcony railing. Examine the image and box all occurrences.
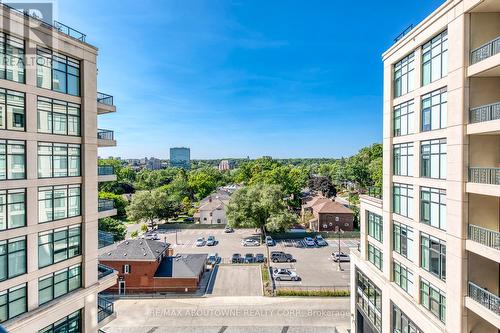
[98,199,115,212]
[98,165,115,176]
[97,92,114,106]
[98,129,114,141]
[471,36,500,64]
[469,167,500,185]
[97,296,114,322]
[366,186,382,199]
[98,231,115,249]
[468,224,500,251]
[470,101,500,124]
[469,281,500,315]
[98,263,115,279]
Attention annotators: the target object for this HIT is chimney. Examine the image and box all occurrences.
[209,196,212,202]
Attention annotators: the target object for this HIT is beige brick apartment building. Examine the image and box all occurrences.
[350,0,500,332]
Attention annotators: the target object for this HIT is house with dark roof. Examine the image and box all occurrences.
[302,195,355,232]
[98,239,207,293]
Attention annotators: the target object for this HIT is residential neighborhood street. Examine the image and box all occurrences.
[102,296,351,332]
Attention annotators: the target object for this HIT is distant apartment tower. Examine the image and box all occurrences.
[350,1,500,333]
[145,157,162,170]
[218,159,234,171]
[0,4,118,332]
[170,147,191,169]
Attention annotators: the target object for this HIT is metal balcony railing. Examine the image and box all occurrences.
[471,36,500,64]
[97,92,114,106]
[468,224,500,251]
[98,231,115,249]
[394,24,414,43]
[98,263,115,279]
[367,186,382,199]
[470,101,500,124]
[0,3,86,42]
[97,129,114,140]
[97,296,114,322]
[98,165,115,176]
[98,199,115,212]
[469,281,500,315]
[469,167,500,185]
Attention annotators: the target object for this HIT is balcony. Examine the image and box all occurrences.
[359,186,383,209]
[98,263,115,280]
[97,92,116,114]
[98,199,117,218]
[471,37,500,65]
[467,282,500,329]
[98,129,116,147]
[98,296,115,324]
[469,36,500,77]
[98,165,117,182]
[469,101,500,135]
[469,225,500,251]
[98,231,115,249]
[467,168,500,197]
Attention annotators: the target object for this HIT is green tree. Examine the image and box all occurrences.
[98,217,126,241]
[98,192,128,217]
[226,184,298,234]
[188,167,224,201]
[126,190,180,226]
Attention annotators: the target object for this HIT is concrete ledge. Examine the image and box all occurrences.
[98,103,116,114]
[465,296,500,329]
[468,53,500,77]
[98,174,117,182]
[467,119,500,135]
[466,182,500,197]
[98,138,117,147]
[466,239,500,263]
[98,209,118,219]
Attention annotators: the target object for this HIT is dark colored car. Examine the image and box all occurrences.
[270,251,286,258]
[244,253,254,263]
[271,253,295,263]
[232,253,242,263]
[255,253,266,263]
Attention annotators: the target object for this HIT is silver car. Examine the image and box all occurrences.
[332,252,350,262]
[272,268,300,281]
[241,238,260,246]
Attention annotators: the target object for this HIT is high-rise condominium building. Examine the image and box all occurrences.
[350,0,500,332]
[0,4,118,332]
[170,147,190,169]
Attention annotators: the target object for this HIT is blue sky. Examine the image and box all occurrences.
[59,0,442,159]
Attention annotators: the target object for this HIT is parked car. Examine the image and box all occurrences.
[255,253,266,263]
[207,253,220,266]
[144,233,159,240]
[265,236,275,246]
[241,238,260,246]
[272,268,300,281]
[207,235,217,246]
[271,253,295,263]
[332,252,350,262]
[315,235,328,246]
[224,226,234,233]
[270,251,286,259]
[232,253,243,263]
[184,217,194,222]
[304,237,316,247]
[244,253,254,263]
[195,237,206,247]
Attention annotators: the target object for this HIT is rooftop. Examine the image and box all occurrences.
[312,200,354,215]
[99,239,169,261]
[155,254,207,278]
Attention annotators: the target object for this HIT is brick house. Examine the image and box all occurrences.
[303,196,354,232]
[99,239,207,294]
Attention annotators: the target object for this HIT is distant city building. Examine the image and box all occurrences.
[218,159,234,171]
[145,157,162,170]
[170,147,191,169]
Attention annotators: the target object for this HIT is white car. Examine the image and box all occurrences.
[241,238,260,246]
[272,268,300,281]
[143,233,159,240]
[195,237,206,247]
[332,252,350,262]
[304,237,316,247]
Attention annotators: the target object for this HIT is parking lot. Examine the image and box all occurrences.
[150,228,357,290]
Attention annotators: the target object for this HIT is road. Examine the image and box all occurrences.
[102,296,351,333]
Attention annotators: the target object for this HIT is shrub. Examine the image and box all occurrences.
[130,230,139,238]
[98,217,126,241]
[275,289,350,297]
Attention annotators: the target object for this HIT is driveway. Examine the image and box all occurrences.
[210,265,262,296]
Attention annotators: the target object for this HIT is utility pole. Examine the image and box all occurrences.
[335,226,344,271]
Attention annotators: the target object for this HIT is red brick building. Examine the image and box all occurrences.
[303,196,355,232]
[99,239,207,294]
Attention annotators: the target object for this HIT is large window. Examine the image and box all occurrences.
[420,279,446,323]
[421,139,446,179]
[37,97,80,136]
[38,142,81,178]
[0,284,27,323]
[392,304,423,333]
[393,221,414,261]
[39,264,81,305]
[393,142,413,177]
[422,30,448,85]
[38,225,81,268]
[421,233,446,281]
[394,53,415,98]
[367,211,383,243]
[393,260,413,294]
[39,310,81,333]
[0,33,24,83]
[37,48,80,96]
[368,242,383,271]
[393,100,414,137]
[0,89,24,131]
[0,140,25,180]
[393,183,413,218]
[356,269,382,332]
[0,237,26,282]
[422,87,447,132]
[38,185,81,223]
[421,187,446,230]
[0,188,25,230]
